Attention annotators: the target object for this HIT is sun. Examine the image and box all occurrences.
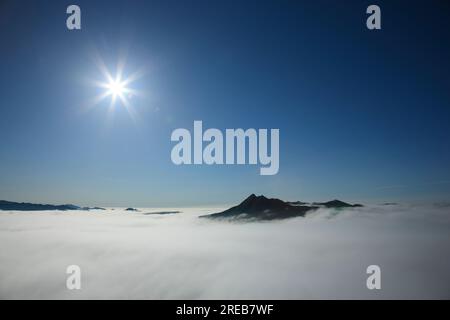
[87,51,146,122]
[106,78,127,98]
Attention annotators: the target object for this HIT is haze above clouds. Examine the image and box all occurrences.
[0,205,449,299]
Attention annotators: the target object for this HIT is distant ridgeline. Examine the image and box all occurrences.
[200,194,363,221]
[0,196,363,222]
[0,200,105,211]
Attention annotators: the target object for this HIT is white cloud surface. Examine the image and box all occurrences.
[0,204,449,299]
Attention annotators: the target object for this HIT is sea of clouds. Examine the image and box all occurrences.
[0,204,449,299]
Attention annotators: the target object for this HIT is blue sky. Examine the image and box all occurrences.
[0,0,449,206]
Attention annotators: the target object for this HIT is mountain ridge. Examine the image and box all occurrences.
[200,194,363,221]
[0,200,105,211]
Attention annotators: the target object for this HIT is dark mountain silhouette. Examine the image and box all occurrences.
[125,207,139,212]
[143,211,180,215]
[201,195,365,221]
[1,200,79,211]
[200,194,317,221]
[312,199,363,208]
[0,200,105,211]
[80,206,106,210]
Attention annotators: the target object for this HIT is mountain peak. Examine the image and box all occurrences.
[201,194,313,221]
[201,194,365,221]
[245,193,257,200]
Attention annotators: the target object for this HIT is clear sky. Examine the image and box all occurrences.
[1,0,449,207]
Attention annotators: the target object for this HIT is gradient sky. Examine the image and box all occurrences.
[1,0,449,207]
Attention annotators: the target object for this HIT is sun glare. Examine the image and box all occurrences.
[87,51,147,122]
[107,79,126,97]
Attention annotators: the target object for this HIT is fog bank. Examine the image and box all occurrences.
[0,204,449,299]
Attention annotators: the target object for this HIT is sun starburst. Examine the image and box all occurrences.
[87,50,146,122]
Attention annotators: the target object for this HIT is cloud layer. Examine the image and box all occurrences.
[0,204,449,299]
